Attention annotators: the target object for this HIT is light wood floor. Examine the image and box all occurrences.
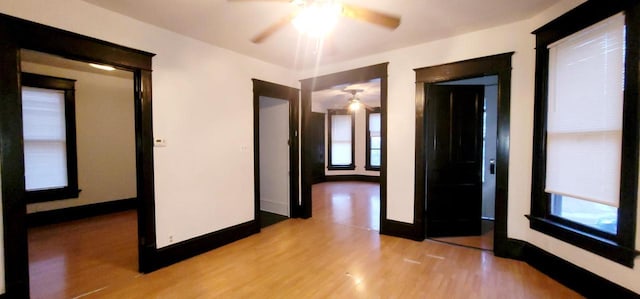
[28,182,582,298]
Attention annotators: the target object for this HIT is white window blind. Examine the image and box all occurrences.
[22,86,69,191]
[369,112,381,166]
[545,13,625,207]
[331,114,352,165]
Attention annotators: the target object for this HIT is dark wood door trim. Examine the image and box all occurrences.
[300,63,389,230]
[0,13,156,297]
[414,52,514,255]
[252,79,300,220]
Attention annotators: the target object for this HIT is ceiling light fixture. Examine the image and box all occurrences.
[348,98,362,111]
[89,63,115,71]
[292,1,342,38]
[345,88,364,111]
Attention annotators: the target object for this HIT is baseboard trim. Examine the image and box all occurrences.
[324,175,380,183]
[380,219,422,241]
[506,238,639,298]
[26,198,137,227]
[151,220,259,271]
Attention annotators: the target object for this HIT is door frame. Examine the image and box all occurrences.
[414,53,513,256]
[0,13,156,297]
[252,79,300,220]
[300,63,390,231]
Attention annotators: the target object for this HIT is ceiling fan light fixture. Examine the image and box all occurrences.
[348,98,361,111]
[292,2,342,37]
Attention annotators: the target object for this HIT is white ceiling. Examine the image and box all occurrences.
[81,0,559,69]
[312,78,380,112]
[21,50,133,79]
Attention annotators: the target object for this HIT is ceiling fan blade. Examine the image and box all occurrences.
[341,4,400,30]
[251,12,297,43]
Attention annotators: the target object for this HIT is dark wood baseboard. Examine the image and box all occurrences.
[26,198,137,227]
[324,175,380,183]
[150,220,259,271]
[380,219,422,241]
[506,238,639,298]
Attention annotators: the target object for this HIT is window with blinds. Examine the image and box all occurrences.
[544,13,625,234]
[328,110,354,170]
[20,72,78,203]
[22,86,69,191]
[531,0,639,267]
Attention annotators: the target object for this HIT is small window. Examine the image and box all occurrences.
[530,3,639,267]
[366,107,381,171]
[327,109,355,170]
[21,73,79,202]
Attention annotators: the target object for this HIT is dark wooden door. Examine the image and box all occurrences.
[425,85,484,237]
[310,112,325,184]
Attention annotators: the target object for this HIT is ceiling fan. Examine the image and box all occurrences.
[229,0,401,43]
[343,88,370,112]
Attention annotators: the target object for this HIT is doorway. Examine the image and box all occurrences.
[20,49,139,298]
[258,96,291,227]
[252,79,299,226]
[426,76,498,251]
[414,53,513,256]
[300,63,388,232]
[0,14,156,298]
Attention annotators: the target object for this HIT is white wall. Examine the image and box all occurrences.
[298,0,640,293]
[21,61,137,213]
[259,96,290,216]
[0,0,298,253]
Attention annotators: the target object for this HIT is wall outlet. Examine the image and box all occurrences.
[168,235,174,243]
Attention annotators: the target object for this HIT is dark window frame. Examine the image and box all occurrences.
[327,109,355,170]
[21,72,80,203]
[365,107,381,171]
[529,1,640,267]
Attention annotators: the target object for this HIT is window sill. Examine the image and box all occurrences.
[327,165,356,171]
[526,215,638,267]
[365,166,380,171]
[26,188,81,203]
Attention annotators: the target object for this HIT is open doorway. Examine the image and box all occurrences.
[300,63,389,233]
[20,50,139,298]
[426,76,498,251]
[0,15,156,298]
[310,79,381,230]
[252,79,299,228]
[414,53,513,256]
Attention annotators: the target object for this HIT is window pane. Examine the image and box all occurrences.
[331,141,352,165]
[24,141,68,190]
[370,149,380,167]
[551,194,618,234]
[331,114,351,141]
[22,86,69,191]
[369,113,381,137]
[371,136,381,150]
